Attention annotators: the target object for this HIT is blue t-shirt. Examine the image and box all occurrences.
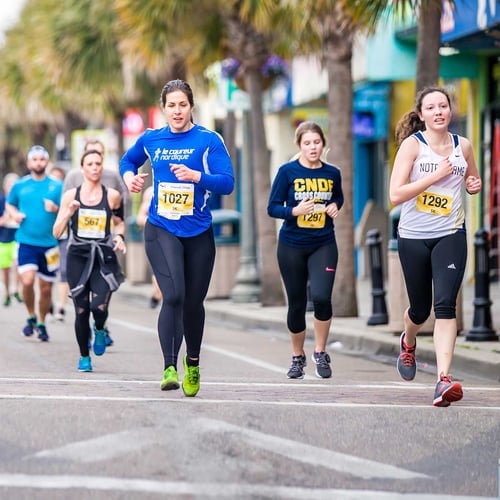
[120,125,234,238]
[267,159,344,248]
[7,175,62,247]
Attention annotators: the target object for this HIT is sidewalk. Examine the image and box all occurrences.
[117,278,500,383]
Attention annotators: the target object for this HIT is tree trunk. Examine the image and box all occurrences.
[246,69,285,306]
[416,1,442,92]
[323,21,358,317]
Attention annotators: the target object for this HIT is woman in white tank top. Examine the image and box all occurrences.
[390,86,481,407]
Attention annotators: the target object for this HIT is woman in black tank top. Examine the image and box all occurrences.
[53,149,126,373]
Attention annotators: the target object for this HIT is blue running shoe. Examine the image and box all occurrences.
[78,356,92,372]
[104,327,113,347]
[22,316,37,337]
[93,326,106,356]
[37,324,49,342]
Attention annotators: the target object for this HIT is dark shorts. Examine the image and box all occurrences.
[17,243,59,282]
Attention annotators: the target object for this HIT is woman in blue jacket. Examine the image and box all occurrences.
[120,79,234,396]
[268,121,343,380]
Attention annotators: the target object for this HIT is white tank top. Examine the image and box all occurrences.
[398,131,467,239]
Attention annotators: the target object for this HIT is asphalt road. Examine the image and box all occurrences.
[0,291,498,500]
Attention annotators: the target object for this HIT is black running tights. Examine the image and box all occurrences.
[68,257,112,357]
[144,222,215,370]
[277,240,338,334]
[397,231,467,324]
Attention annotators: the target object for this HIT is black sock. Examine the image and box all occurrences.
[186,357,199,367]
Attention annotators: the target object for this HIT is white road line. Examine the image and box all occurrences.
[0,474,492,499]
[28,428,156,463]
[106,319,314,377]
[0,394,498,410]
[107,318,155,333]
[193,417,427,480]
[203,344,292,375]
[0,377,498,391]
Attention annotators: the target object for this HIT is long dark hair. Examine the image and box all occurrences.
[395,86,452,146]
[160,79,194,108]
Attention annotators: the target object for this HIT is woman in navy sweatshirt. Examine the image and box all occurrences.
[268,121,343,380]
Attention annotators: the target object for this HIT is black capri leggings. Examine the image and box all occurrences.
[66,254,112,357]
[144,221,215,369]
[397,231,467,324]
[277,240,338,334]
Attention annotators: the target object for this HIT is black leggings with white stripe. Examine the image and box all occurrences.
[144,221,215,370]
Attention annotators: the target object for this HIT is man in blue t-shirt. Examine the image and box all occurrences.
[6,145,62,341]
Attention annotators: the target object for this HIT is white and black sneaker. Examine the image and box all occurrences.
[287,354,306,379]
[311,351,332,378]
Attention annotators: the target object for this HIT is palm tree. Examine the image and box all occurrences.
[0,0,114,163]
[350,0,445,91]
[414,1,443,91]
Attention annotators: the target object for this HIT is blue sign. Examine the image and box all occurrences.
[441,0,500,42]
[353,112,375,139]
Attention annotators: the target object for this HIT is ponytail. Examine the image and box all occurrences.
[395,110,424,147]
[395,86,452,146]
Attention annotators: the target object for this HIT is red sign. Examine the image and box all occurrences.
[122,109,144,136]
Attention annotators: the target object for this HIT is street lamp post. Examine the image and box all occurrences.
[230,110,261,302]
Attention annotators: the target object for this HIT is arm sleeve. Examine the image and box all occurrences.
[195,134,235,195]
[119,135,148,177]
[267,168,294,220]
[330,168,344,210]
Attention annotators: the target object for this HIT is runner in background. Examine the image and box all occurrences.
[6,145,63,342]
[53,148,126,372]
[64,139,126,346]
[267,121,343,380]
[0,173,22,307]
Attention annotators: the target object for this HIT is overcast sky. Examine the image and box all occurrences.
[0,0,26,44]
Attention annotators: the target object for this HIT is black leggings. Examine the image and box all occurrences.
[397,231,467,324]
[277,240,338,334]
[67,255,112,357]
[144,221,215,369]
